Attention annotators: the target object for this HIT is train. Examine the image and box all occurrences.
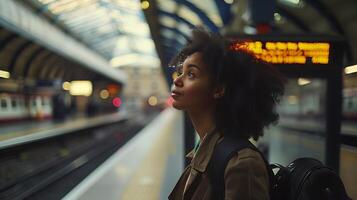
[0,79,64,123]
[0,79,127,124]
[0,93,52,122]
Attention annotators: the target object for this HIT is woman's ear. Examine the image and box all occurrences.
[213,85,225,99]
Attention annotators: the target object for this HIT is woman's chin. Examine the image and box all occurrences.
[172,102,185,110]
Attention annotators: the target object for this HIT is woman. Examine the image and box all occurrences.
[168,28,286,200]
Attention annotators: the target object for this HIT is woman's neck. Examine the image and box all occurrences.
[187,108,216,140]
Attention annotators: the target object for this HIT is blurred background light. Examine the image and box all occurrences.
[69,80,92,96]
[62,81,71,90]
[141,1,150,9]
[298,78,311,86]
[148,96,158,106]
[100,89,109,99]
[287,95,298,104]
[166,97,173,107]
[112,97,122,108]
[345,64,357,74]
[0,70,10,79]
[224,0,234,4]
[172,71,179,80]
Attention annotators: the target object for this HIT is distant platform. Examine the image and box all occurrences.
[0,112,126,150]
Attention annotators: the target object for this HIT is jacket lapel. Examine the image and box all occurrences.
[183,131,222,199]
[183,169,202,200]
[169,150,195,200]
[191,131,221,172]
[169,165,191,200]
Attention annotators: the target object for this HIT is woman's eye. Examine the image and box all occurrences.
[188,71,195,78]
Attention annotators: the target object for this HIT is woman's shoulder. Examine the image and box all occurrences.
[226,147,268,175]
[237,147,264,160]
[223,148,270,200]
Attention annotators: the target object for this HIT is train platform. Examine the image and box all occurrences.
[63,108,184,200]
[0,112,127,150]
[57,108,357,200]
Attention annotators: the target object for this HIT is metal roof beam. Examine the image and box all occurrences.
[174,0,219,32]
[158,9,195,29]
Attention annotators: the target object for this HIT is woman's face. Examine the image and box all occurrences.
[171,52,216,111]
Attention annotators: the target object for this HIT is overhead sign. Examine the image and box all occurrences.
[230,41,330,64]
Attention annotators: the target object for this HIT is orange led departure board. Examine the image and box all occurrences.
[230,41,330,64]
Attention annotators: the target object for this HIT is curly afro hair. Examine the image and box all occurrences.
[170,28,286,140]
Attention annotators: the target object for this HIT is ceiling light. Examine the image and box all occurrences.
[70,80,92,96]
[62,81,71,90]
[286,0,300,4]
[345,64,357,74]
[100,89,109,99]
[141,1,150,9]
[274,13,282,21]
[0,70,10,79]
[278,0,304,7]
[298,78,311,86]
[224,0,234,4]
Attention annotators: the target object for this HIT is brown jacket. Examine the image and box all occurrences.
[169,131,270,200]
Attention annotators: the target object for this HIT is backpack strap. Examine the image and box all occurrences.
[208,136,275,200]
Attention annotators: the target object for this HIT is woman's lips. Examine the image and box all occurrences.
[171,91,182,99]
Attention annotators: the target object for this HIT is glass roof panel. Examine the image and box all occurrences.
[48,0,95,14]
[176,22,191,35]
[157,0,221,29]
[28,0,159,67]
[159,15,177,28]
[177,6,202,26]
[161,29,176,40]
[131,38,156,54]
[57,3,100,20]
[157,0,177,13]
[159,15,191,38]
[161,29,186,46]
[119,17,150,36]
[188,0,223,27]
[157,0,202,26]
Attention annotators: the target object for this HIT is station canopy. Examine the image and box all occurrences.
[25,0,226,69]
[28,0,161,68]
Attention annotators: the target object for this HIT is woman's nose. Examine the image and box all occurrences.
[173,74,183,87]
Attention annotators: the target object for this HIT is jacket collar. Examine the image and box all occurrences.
[186,149,195,160]
[185,129,221,173]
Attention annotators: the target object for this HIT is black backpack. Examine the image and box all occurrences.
[207,136,351,200]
